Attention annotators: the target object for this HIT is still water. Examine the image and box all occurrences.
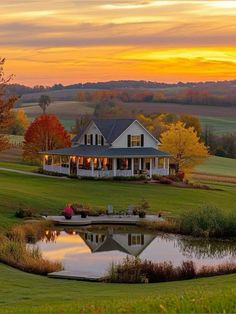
[34,225,236,277]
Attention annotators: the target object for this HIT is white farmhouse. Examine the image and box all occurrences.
[41,118,171,177]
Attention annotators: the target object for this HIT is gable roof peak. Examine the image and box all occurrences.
[92,118,135,143]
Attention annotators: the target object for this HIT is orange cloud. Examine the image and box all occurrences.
[1,0,236,85]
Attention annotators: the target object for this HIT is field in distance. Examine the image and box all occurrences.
[17,100,236,135]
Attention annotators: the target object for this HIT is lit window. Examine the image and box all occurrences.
[131,135,141,147]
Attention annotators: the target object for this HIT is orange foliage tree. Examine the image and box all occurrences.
[23,115,71,161]
[0,58,18,151]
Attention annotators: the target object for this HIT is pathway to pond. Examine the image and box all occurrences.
[0,167,68,179]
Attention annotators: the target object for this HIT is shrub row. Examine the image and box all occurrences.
[106,256,236,283]
[140,205,236,238]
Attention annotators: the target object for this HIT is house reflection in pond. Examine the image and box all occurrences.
[79,227,156,257]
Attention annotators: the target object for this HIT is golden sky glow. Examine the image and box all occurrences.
[1,0,236,85]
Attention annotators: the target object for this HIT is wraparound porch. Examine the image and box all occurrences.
[43,155,170,177]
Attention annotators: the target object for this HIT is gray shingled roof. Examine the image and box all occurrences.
[72,118,135,144]
[40,145,171,158]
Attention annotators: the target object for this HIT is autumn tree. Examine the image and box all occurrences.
[180,114,202,136]
[23,115,71,161]
[38,94,51,114]
[0,58,18,151]
[9,108,29,135]
[160,121,208,173]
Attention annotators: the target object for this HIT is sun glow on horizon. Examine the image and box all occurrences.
[1,0,236,85]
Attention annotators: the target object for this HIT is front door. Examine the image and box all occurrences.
[70,158,77,175]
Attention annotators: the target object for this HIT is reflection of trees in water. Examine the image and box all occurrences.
[41,230,61,243]
[177,238,236,259]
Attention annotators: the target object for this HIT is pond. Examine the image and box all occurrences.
[33,225,236,277]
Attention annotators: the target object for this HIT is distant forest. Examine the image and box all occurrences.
[7,79,236,107]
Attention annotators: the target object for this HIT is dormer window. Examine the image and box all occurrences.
[84,134,93,145]
[127,134,144,147]
[95,134,104,146]
[131,135,141,147]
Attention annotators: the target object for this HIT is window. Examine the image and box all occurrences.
[128,234,144,246]
[97,135,103,145]
[158,158,165,168]
[87,134,91,145]
[131,135,141,147]
[45,155,52,165]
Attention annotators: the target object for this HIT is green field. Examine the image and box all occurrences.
[1,162,236,313]
[0,169,236,231]
[17,100,236,135]
[195,156,236,177]
[200,116,236,135]
[1,263,236,314]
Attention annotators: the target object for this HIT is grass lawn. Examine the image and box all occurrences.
[1,164,236,313]
[195,156,236,177]
[1,263,236,313]
[0,169,236,230]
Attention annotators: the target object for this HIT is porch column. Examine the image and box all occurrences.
[91,159,94,177]
[43,155,46,169]
[52,155,54,172]
[76,157,79,176]
[98,158,102,169]
[149,158,153,177]
[166,158,170,175]
[59,156,62,173]
[131,158,134,176]
[113,158,117,177]
[164,158,166,169]
[139,158,142,171]
[68,156,71,174]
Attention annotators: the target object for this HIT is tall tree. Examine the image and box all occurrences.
[0,58,18,151]
[38,94,51,114]
[9,109,29,135]
[161,121,208,173]
[23,115,71,161]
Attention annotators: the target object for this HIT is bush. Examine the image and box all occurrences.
[1,221,62,275]
[15,208,33,219]
[106,257,236,284]
[106,257,196,283]
[159,177,173,184]
[6,221,53,244]
[180,205,236,238]
[0,239,62,275]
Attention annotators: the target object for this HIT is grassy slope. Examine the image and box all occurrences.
[195,156,236,177]
[0,170,236,230]
[200,116,236,135]
[1,263,236,314]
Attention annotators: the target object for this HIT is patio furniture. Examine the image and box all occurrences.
[127,204,134,216]
[106,204,114,215]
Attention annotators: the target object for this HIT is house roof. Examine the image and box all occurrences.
[40,145,171,158]
[72,118,136,144]
[93,235,130,254]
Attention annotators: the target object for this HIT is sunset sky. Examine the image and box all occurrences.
[1,0,236,86]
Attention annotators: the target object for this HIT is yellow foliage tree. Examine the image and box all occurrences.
[160,121,209,173]
[9,109,29,135]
